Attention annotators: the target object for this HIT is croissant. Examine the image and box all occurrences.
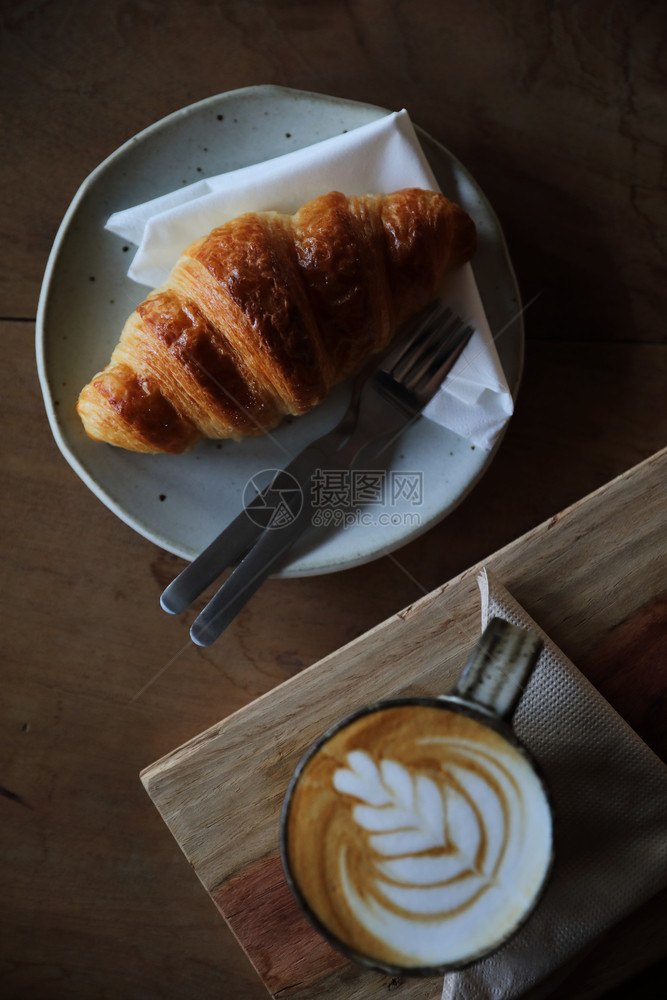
[77,188,476,454]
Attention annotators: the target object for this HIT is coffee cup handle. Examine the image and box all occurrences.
[447,617,543,721]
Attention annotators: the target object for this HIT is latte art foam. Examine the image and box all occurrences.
[284,703,552,970]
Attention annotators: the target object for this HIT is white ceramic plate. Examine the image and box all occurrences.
[36,85,523,577]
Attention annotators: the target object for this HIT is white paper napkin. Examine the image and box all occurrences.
[106,110,513,450]
[441,569,667,1000]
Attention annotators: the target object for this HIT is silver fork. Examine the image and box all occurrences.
[161,301,474,645]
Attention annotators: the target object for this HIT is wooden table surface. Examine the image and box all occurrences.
[1,3,665,999]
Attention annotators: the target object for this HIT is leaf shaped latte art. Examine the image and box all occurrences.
[332,750,495,922]
[287,705,552,969]
[334,751,451,855]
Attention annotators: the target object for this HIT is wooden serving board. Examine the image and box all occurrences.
[141,448,667,1000]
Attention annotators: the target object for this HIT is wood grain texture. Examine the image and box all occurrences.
[212,854,348,994]
[142,448,667,999]
[2,0,667,997]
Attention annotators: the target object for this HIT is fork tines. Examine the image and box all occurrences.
[389,302,473,399]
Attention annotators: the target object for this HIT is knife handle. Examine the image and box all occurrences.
[187,434,391,645]
[159,471,300,615]
[189,496,315,645]
[160,430,345,616]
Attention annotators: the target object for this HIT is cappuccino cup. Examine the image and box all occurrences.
[280,618,553,976]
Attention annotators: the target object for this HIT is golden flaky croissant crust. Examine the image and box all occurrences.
[77,188,476,454]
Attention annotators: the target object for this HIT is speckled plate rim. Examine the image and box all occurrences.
[35,84,523,578]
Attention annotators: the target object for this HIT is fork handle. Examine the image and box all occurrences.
[189,489,319,645]
[159,482,291,615]
[187,430,397,645]
[160,428,347,616]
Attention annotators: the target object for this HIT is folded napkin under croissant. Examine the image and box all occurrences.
[106,109,513,451]
[441,570,667,1000]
